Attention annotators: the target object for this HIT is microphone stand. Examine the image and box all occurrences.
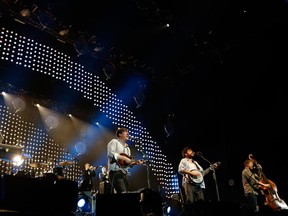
[139,148,150,189]
[197,152,220,202]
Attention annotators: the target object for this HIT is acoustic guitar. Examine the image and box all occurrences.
[117,153,145,168]
[188,161,221,184]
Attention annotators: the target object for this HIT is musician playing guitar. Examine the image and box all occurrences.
[178,146,220,215]
[107,127,144,194]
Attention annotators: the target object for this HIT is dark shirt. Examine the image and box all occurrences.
[79,169,96,191]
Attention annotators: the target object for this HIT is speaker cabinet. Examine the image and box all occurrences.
[99,181,113,194]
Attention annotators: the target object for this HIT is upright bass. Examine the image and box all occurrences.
[248,154,288,211]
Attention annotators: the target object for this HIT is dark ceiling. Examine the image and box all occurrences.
[1,0,288,165]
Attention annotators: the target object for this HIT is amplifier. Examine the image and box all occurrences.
[99,181,113,194]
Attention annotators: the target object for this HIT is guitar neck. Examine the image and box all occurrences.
[202,167,212,176]
[203,162,221,176]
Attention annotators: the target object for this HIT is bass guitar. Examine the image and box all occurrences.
[248,154,288,211]
[188,161,221,184]
[117,153,145,168]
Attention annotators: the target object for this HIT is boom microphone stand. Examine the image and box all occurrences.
[196,152,220,202]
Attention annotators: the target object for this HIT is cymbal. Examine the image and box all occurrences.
[29,162,49,168]
[59,161,74,166]
[22,153,32,159]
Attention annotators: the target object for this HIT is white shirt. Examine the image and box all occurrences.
[107,138,131,173]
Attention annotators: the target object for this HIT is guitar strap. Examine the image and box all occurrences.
[193,160,201,170]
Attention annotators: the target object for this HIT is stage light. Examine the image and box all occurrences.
[59,28,69,37]
[166,206,171,214]
[74,38,90,57]
[77,198,85,208]
[37,10,55,29]
[164,197,184,216]
[12,155,24,166]
[77,192,92,213]
[0,143,23,162]
[20,8,30,18]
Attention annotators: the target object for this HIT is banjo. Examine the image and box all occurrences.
[188,161,221,184]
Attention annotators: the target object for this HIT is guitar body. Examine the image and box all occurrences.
[189,170,204,184]
[117,153,131,167]
[117,153,145,168]
[188,161,221,184]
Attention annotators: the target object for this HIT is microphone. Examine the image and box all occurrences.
[195,151,202,156]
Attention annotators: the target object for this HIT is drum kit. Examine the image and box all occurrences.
[0,142,75,180]
[0,143,75,180]
[14,160,75,180]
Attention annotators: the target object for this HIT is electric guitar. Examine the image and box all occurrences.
[117,153,145,168]
[188,161,221,184]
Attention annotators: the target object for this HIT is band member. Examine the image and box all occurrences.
[178,147,206,215]
[107,127,143,193]
[242,158,270,215]
[99,165,109,183]
[79,162,96,192]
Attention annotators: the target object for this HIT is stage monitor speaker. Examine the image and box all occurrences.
[96,188,163,216]
[0,174,78,213]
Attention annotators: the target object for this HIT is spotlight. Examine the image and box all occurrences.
[74,38,89,56]
[164,197,184,216]
[14,8,31,24]
[77,192,92,213]
[77,198,86,208]
[59,28,69,37]
[20,8,30,17]
[0,143,23,162]
[12,155,24,166]
[37,10,55,29]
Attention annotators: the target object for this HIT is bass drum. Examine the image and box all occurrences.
[53,166,65,180]
[14,170,32,178]
[43,172,57,181]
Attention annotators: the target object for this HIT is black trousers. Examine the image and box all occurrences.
[108,170,129,193]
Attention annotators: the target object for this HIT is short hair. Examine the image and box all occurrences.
[181,146,192,157]
[116,127,128,138]
[244,159,252,166]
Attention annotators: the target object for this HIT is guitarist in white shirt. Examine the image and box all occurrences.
[178,147,205,208]
[107,127,144,194]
